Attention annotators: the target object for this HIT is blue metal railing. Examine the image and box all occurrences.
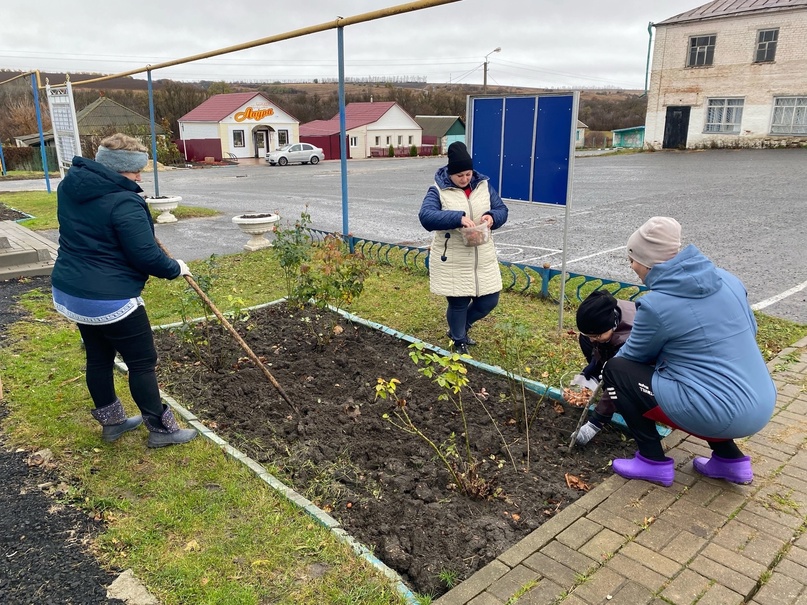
[308,229,647,303]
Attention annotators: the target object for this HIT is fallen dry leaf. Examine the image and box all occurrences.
[565,473,591,491]
[183,539,201,552]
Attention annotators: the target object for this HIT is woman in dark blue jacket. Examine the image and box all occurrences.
[51,133,196,448]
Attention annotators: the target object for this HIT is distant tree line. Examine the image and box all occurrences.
[0,72,647,148]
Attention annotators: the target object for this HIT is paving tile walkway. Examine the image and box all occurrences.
[436,336,807,605]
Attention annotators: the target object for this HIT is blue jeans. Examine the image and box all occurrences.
[77,306,164,422]
[445,292,500,344]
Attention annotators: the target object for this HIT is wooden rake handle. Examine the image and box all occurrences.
[156,241,297,414]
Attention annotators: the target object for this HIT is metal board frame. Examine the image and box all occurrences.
[466,92,580,329]
[46,80,82,178]
[466,92,578,206]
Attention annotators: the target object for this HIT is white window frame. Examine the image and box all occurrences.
[233,129,245,147]
[349,136,358,147]
[278,130,289,146]
[704,98,744,133]
[771,97,807,135]
[374,136,380,145]
[408,135,413,145]
[386,136,391,145]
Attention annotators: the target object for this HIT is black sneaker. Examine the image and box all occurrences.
[446,330,477,346]
[453,341,471,355]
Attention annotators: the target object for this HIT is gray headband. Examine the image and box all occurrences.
[95,146,149,173]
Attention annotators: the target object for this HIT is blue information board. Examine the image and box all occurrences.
[467,93,578,206]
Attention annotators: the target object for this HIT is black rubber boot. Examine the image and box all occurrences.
[144,406,197,448]
[91,399,142,442]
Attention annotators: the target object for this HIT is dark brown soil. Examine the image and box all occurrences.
[0,276,125,605]
[153,302,635,598]
[0,204,29,221]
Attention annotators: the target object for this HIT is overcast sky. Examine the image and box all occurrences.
[2,0,708,90]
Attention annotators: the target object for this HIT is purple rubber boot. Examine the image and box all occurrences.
[612,452,674,487]
[693,454,753,484]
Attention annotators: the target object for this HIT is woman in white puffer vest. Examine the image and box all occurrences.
[418,142,509,355]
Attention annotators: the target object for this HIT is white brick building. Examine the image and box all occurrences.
[645,0,807,149]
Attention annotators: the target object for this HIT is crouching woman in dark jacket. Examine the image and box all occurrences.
[51,133,196,448]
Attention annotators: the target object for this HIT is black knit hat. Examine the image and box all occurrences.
[447,141,473,174]
[576,291,619,335]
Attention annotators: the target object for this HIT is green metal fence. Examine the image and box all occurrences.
[309,229,647,303]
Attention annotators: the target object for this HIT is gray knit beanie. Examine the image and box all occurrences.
[95,145,149,173]
[627,217,682,268]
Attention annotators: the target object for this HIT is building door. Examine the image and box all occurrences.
[662,106,690,149]
[254,131,267,158]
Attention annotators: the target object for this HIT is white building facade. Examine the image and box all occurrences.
[645,0,807,149]
[178,92,299,161]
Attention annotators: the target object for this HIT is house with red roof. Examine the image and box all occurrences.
[645,0,807,149]
[299,101,422,160]
[177,92,299,162]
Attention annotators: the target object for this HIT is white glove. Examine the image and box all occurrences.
[573,421,601,446]
[571,374,599,391]
[176,259,192,277]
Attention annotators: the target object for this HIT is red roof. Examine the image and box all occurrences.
[179,92,265,122]
[300,101,398,136]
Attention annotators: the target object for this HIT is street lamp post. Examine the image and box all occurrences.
[483,47,501,94]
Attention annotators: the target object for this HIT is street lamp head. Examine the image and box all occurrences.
[485,47,502,60]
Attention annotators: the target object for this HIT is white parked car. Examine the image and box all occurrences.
[265,143,325,166]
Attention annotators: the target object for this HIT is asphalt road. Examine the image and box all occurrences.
[3,148,806,323]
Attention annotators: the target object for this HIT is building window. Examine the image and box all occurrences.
[278,130,289,146]
[771,97,807,134]
[375,136,380,145]
[688,35,716,67]
[755,29,778,63]
[349,136,358,147]
[705,98,744,133]
[233,130,245,147]
[386,136,391,145]
[397,135,403,145]
[408,135,413,145]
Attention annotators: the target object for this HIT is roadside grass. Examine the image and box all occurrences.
[1,198,806,603]
[0,170,61,180]
[2,289,407,605]
[0,190,219,230]
[0,191,59,229]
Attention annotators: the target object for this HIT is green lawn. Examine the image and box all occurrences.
[1,192,806,604]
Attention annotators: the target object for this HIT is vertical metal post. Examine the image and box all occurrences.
[31,73,51,193]
[147,69,160,197]
[0,146,6,176]
[337,25,352,252]
[558,91,580,331]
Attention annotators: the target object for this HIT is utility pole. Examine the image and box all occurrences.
[483,47,501,94]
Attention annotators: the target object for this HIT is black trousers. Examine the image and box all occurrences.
[77,306,164,422]
[601,357,742,460]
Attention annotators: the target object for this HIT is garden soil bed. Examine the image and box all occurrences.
[153,302,636,598]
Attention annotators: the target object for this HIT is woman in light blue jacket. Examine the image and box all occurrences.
[602,217,775,487]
